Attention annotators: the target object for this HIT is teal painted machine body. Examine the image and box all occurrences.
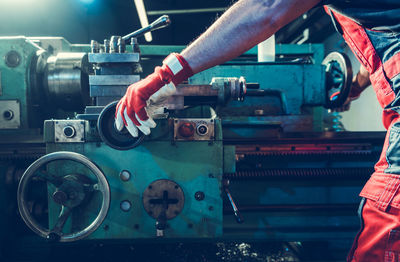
[141,44,327,138]
[0,37,41,133]
[1,37,375,260]
[0,38,326,139]
[44,118,225,239]
[191,62,326,138]
[0,36,90,143]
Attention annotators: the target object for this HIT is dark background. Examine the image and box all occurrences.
[0,0,335,46]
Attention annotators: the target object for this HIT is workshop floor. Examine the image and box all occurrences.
[1,240,348,261]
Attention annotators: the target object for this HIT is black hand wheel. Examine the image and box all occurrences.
[98,101,145,150]
[323,52,353,109]
[17,151,110,242]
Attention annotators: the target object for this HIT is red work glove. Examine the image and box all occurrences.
[115,53,193,137]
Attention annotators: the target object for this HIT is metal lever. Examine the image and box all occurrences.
[122,15,171,41]
[246,90,268,96]
[246,89,282,97]
[156,210,167,237]
[223,179,244,224]
[246,83,260,89]
[154,190,171,237]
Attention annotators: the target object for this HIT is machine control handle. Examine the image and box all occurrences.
[246,90,268,96]
[223,179,244,224]
[122,15,171,41]
[246,83,260,89]
[156,210,167,237]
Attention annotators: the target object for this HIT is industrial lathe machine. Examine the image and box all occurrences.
[0,16,384,260]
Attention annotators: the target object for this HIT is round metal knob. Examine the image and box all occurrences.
[63,126,76,138]
[2,110,13,120]
[196,124,208,136]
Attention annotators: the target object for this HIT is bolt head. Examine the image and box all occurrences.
[194,191,205,201]
[52,191,68,205]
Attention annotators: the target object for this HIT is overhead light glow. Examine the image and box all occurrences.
[134,0,152,42]
[80,0,94,4]
[2,0,37,5]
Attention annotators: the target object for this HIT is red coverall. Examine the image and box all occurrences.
[325,3,400,261]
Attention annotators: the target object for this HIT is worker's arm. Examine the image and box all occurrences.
[116,0,321,137]
[336,64,371,112]
[352,64,371,96]
[182,0,321,73]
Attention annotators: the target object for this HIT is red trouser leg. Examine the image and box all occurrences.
[324,7,400,261]
[348,113,400,261]
[348,199,400,261]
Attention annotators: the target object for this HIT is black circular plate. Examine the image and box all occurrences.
[97,101,144,150]
[322,52,353,109]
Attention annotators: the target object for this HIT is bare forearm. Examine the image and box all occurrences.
[348,64,371,99]
[181,0,321,74]
[356,64,371,90]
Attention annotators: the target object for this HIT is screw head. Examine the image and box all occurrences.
[194,191,205,201]
[5,50,21,68]
[52,191,68,205]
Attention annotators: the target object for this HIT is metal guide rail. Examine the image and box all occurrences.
[221,131,383,233]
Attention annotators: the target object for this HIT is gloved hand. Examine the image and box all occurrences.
[115,53,193,137]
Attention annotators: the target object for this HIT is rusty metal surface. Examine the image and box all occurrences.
[175,84,217,96]
[142,179,185,220]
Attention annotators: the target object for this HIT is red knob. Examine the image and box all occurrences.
[178,122,195,138]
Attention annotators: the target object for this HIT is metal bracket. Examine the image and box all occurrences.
[0,100,20,129]
[173,118,215,141]
[54,120,85,143]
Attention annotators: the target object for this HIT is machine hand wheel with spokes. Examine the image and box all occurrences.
[323,52,353,109]
[17,151,110,242]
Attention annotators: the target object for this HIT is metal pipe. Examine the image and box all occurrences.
[174,85,217,96]
[147,8,226,16]
[223,203,358,213]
